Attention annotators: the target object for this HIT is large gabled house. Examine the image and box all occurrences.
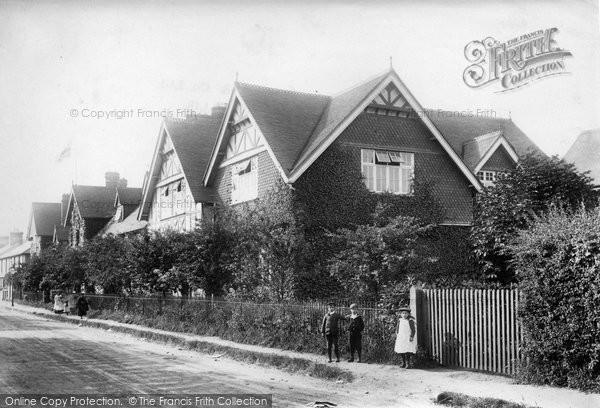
[138,107,225,232]
[139,68,542,231]
[200,68,541,226]
[64,172,142,246]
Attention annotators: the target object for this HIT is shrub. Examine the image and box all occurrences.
[511,207,600,391]
[471,153,598,283]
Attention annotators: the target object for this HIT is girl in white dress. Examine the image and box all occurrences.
[394,307,416,368]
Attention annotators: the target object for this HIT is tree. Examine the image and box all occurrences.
[471,153,598,283]
[84,235,132,294]
[327,214,433,301]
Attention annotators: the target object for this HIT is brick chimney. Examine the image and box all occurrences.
[118,178,128,188]
[211,104,227,118]
[105,171,120,189]
[9,231,23,246]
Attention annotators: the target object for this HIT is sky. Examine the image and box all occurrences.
[0,0,599,235]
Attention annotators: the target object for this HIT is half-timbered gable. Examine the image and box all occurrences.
[202,68,544,225]
[139,108,224,232]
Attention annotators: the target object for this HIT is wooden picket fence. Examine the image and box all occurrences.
[420,288,522,375]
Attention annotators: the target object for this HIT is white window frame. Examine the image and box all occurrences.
[231,156,258,204]
[477,170,497,187]
[361,149,414,195]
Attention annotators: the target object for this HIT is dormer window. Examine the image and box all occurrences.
[361,149,414,194]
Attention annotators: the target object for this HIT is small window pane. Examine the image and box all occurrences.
[375,151,391,163]
[376,166,386,191]
[362,149,374,164]
[389,167,400,193]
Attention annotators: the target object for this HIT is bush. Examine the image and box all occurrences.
[471,154,598,283]
[511,207,600,391]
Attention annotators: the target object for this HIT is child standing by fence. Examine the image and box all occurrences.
[394,306,416,368]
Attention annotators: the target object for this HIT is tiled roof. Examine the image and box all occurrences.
[0,241,30,260]
[428,113,543,160]
[30,202,62,237]
[53,225,69,243]
[236,83,330,175]
[295,71,390,169]
[71,185,117,219]
[564,128,600,184]
[165,113,224,202]
[116,187,142,206]
[103,205,148,236]
[462,130,504,171]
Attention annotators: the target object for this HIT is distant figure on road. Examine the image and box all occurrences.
[394,306,416,368]
[76,293,89,319]
[321,302,345,363]
[53,293,64,314]
[346,303,364,363]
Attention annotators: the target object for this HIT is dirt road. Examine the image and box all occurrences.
[0,309,426,407]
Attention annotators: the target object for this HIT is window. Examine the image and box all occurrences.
[361,149,414,194]
[231,157,258,204]
[477,170,497,187]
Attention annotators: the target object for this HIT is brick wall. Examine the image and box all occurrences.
[213,150,282,205]
[332,113,475,224]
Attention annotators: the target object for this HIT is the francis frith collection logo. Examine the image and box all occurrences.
[463,28,572,92]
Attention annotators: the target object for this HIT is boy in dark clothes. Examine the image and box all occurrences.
[321,302,345,363]
[346,303,365,362]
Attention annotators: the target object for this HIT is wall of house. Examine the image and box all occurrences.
[480,147,516,171]
[213,150,281,206]
[333,112,475,224]
[30,235,53,255]
[147,178,199,232]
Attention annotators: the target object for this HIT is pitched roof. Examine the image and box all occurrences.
[0,241,30,260]
[564,128,600,184]
[462,130,504,171]
[294,71,390,170]
[53,225,69,243]
[28,202,62,238]
[103,205,148,236]
[116,187,142,206]
[236,83,330,175]
[428,114,542,160]
[165,114,224,202]
[70,185,118,219]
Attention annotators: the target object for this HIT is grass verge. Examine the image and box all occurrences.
[30,310,353,383]
[434,392,539,408]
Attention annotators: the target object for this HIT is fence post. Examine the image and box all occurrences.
[410,285,426,349]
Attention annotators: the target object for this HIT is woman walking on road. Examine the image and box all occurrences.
[76,293,89,319]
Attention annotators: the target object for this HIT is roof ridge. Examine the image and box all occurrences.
[165,115,214,124]
[236,81,331,99]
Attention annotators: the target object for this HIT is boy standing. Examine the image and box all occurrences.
[346,304,365,362]
[321,302,344,363]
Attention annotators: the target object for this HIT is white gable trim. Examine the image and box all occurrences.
[138,124,199,221]
[473,137,519,174]
[287,71,483,191]
[204,87,237,184]
[203,86,290,185]
[138,123,167,220]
